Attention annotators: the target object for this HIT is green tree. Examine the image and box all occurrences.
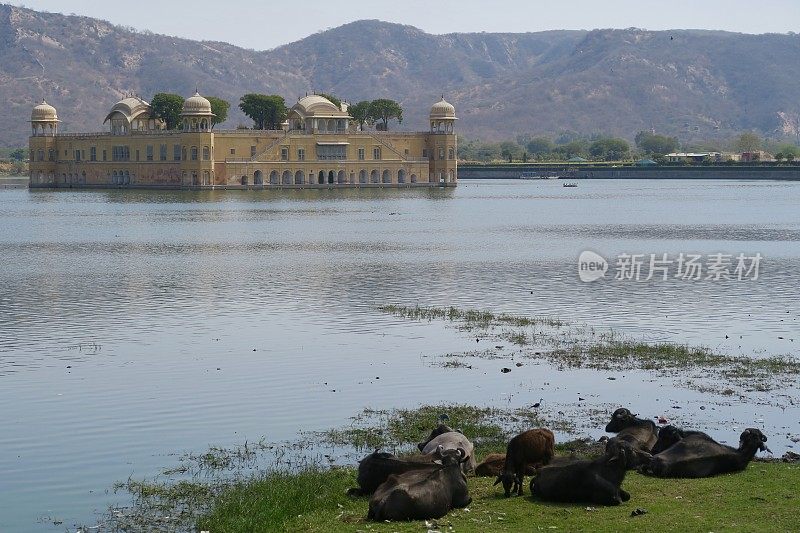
[239,94,287,130]
[368,99,403,130]
[589,138,630,161]
[150,93,185,130]
[635,131,679,155]
[317,93,342,108]
[9,148,26,161]
[206,97,230,129]
[733,132,761,153]
[525,137,554,156]
[349,100,373,130]
[500,141,523,162]
[552,140,588,159]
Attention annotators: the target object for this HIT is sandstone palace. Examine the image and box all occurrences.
[28,93,457,189]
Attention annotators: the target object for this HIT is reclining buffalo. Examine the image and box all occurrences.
[604,407,658,455]
[643,428,769,478]
[368,447,472,521]
[531,438,650,506]
[348,449,440,496]
[650,425,713,454]
[417,424,476,473]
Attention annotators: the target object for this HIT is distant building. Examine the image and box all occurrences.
[28,93,458,189]
[740,151,774,163]
[665,152,712,163]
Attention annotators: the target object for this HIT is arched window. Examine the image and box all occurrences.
[254,170,263,185]
[269,170,279,184]
[410,174,418,183]
[241,175,248,186]
[282,170,292,185]
[191,146,198,161]
[328,170,335,184]
[318,170,325,184]
[203,171,210,185]
[337,170,346,184]
[203,146,210,160]
[397,169,406,184]
[370,169,379,183]
[359,170,367,184]
[382,169,391,183]
[294,170,304,184]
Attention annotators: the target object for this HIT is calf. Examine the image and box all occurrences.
[604,408,658,454]
[494,428,555,496]
[348,449,440,496]
[368,447,472,521]
[644,428,769,478]
[530,438,649,506]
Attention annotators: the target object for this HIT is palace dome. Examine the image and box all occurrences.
[429,97,456,119]
[31,100,58,121]
[182,92,213,116]
[293,95,347,117]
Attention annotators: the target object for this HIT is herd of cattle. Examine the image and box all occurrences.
[348,407,770,521]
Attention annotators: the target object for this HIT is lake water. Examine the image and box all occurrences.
[0,179,798,531]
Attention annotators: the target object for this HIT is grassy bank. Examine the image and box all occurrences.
[198,463,799,532]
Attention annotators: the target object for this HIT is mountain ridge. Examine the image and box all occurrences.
[2,4,800,147]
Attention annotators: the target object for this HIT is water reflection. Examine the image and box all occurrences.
[0,180,798,531]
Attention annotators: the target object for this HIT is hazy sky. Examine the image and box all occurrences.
[11,0,800,50]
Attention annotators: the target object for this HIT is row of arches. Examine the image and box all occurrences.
[241,169,420,186]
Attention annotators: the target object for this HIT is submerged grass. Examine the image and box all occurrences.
[380,304,800,388]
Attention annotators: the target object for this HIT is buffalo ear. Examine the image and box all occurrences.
[493,476,503,486]
[761,434,768,442]
[433,460,443,465]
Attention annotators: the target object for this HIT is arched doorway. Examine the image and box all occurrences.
[254,170,263,185]
[370,169,379,183]
[328,170,335,184]
[397,169,406,184]
[359,170,367,184]
[337,170,346,184]
[410,174,417,183]
[382,169,391,184]
[318,170,325,184]
[294,170,304,184]
[282,170,292,185]
[269,170,279,185]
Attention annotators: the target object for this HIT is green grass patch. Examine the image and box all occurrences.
[198,463,800,532]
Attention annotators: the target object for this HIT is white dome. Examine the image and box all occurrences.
[182,92,213,116]
[429,97,456,119]
[31,100,58,121]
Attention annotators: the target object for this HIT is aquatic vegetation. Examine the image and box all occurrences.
[380,304,800,389]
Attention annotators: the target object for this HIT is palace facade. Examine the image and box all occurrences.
[28,93,458,189]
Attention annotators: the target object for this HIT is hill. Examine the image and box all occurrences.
[2,4,800,147]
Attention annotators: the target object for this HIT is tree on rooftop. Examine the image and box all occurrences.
[349,101,372,130]
[368,99,403,130]
[150,93,184,130]
[207,97,230,129]
[239,94,287,130]
[316,93,341,108]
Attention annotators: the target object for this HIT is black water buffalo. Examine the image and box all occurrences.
[367,447,472,521]
[650,425,713,454]
[644,428,769,478]
[418,424,476,473]
[348,449,440,496]
[604,407,658,454]
[530,439,649,506]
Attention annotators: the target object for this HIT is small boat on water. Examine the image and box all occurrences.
[562,182,578,188]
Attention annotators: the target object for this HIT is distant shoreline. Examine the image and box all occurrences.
[458,163,800,180]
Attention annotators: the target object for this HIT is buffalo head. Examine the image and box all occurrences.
[605,408,635,433]
[740,428,770,453]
